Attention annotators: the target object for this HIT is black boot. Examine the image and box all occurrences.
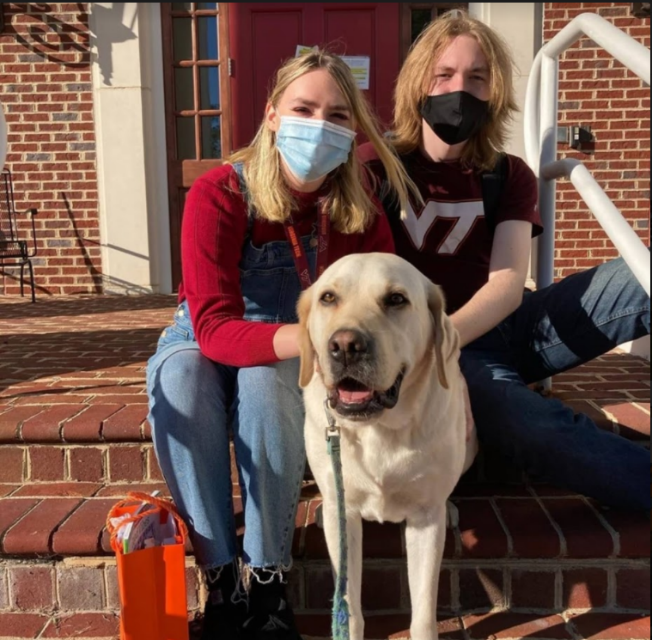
[242,571,303,640]
[200,560,247,640]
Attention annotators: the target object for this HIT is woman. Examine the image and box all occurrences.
[146,50,415,640]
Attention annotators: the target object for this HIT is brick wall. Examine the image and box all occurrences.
[544,2,651,280]
[0,3,101,297]
[0,4,648,297]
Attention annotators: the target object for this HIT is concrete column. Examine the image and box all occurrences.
[90,3,171,294]
[469,3,542,287]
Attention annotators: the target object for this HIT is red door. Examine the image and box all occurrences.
[228,3,400,150]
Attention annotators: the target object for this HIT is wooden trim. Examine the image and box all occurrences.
[161,3,183,291]
[175,59,221,67]
[218,2,232,157]
[175,109,223,117]
[191,6,201,159]
[182,160,224,186]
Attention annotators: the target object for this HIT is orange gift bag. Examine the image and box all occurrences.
[106,491,190,640]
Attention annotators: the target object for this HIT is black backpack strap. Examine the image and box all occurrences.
[231,161,255,235]
[481,152,509,236]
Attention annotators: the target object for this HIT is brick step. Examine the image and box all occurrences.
[0,402,151,444]
[0,482,649,634]
[0,610,650,640]
[0,395,648,445]
[1,478,648,560]
[0,442,163,486]
[0,295,649,639]
[0,394,648,490]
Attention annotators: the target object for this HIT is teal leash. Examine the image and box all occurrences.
[324,400,350,640]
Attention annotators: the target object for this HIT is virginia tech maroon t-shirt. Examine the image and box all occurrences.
[360,145,543,313]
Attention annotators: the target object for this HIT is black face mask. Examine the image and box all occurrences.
[420,91,490,145]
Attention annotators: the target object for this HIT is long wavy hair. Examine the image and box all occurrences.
[228,50,418,234]
[393,9,518,170]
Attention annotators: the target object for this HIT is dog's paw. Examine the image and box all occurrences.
[446,500,459,529]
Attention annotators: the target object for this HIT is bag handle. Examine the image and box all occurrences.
[106,491,189,553]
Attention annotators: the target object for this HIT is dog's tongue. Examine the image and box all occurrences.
[339,389,373,404]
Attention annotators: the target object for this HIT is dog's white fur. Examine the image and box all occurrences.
[298,253,478,640]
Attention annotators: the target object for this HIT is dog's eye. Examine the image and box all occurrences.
[385,293,408,307]
[320,291,337,305]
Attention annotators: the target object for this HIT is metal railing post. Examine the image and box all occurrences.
[536,53,560,294]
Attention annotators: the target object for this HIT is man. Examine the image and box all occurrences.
[360,10,650,511]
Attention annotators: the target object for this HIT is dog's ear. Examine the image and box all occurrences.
[297,285,315,388]
[427,282,460,389]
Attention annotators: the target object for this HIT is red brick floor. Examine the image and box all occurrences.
[0,295,650,639]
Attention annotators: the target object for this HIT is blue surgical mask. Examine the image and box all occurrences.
[276,116,356,182]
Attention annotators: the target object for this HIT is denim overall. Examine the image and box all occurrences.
[146,163,315,569]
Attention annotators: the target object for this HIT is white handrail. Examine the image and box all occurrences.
[524,12,651,295]
[542,159,650,296]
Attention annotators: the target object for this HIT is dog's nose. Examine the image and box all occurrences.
[328,329,369,365]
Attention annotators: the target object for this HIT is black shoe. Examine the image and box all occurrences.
[243,576,303,640]
[242,599,303,640]
[200,561,247,640]
[200,589,248,640]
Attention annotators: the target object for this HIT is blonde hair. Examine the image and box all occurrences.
[228,50,417,234]
[393,9,518,170]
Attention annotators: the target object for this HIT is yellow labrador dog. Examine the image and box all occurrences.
[298,253,478,640]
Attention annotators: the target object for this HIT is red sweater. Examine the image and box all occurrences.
[178,164,395,367]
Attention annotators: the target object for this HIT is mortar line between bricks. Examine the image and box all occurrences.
[20,443,28,482]
[503,564,512,613]
[587,399,620,435]
[455,614,471,640]
[65,405,93,443]
[47,500,86,554]
[451,566,460,612]
[18,409,47,440]
[489,497,514,557]
[633,401,651,415]
[554,568,563,612]
[606,565,618,610]
[582,496,621,557]
[34,618,49,640]
[528,485,568,557]
[0,498,42,551]
[64,443,72,481]
[296,558,650,568]
[3,557,641,570]
[561,610,584,640]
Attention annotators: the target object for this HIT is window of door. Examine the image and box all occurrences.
[161,3,232,289]
[400,3,468,62]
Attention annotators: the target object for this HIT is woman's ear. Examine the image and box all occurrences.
[265,102,280,132]
[297,286,315,387]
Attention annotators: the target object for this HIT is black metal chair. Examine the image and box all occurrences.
[0,169,38,302]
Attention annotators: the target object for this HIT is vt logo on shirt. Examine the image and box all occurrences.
[402,199,485,254]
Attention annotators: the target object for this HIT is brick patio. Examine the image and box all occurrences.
[0,295,649,640]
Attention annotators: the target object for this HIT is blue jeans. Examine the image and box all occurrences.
[461,257,650,511]
[147,233,317,570]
